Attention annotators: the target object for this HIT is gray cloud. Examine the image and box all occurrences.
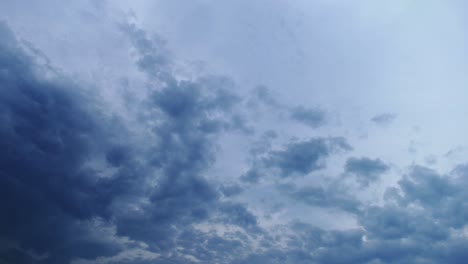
[265,137,352,177]
[371,113,397,126]
[345,157,390,186]
[290,106,326,128]
[279,184,361,213]
[0,20,259,264]
[0,20,123,264]
[241,137,352,184]
[3,1,468,263]
[108,22,261,260]
[247,85,328,129]
[220,184,243,197]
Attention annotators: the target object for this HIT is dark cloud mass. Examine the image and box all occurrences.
[0,20,254,264]
[345,157,389,186]
[2,2,468,263]
[265,137,352,177]
[242,137,351,183]
[0,21,120,264]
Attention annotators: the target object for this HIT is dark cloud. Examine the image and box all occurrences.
[218,202,261,233]
[241,137,352,184]
[0,20,256,264]
[0,21,122,263]
[100,11,468,264]
[249,85,281,108]
[265,164,468,264]
[395,165,468,228]
[279,184,361,213]
[349,165,468,263]
[240,168,263,183]
[264,137,352,177]
[231,223,367,264]
[345,157,389,186]
[371,113,397,126]
[220,184,243,197]
[247,86,327,129]
[119,22,172,80]
[4,4,468,263]
[360,205,449,242]
[290,106,326,128]
[101,22,263,263]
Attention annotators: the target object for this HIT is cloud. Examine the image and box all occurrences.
[345,157,390,186]
[4,2,468,263]
[290,106,326,128]
[395,165,468,228]
[105,22,261,260]
[241,136,352,183]
[265,137,352,177]
[269,164,468,263]
[248,85,281,108]
[220,184,243,197]
[0,20,123,264]
[0,20,258,264]
[248,85,327,129]
[279,184,361,213]
[371,113,397,126]
[240,168,263,183]
[218,202,261,233]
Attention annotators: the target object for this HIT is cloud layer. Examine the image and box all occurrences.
[2,1,468,263]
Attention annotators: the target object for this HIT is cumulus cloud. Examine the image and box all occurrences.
[235,164,468,264]
[290,106,326,128]
[345,157,390,186]
[0,20,258,264]
[3,1,468,264]
[241,137,352,183]
[265,137,352,177]
[0,20,140,263]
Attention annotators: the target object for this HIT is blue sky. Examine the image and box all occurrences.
[1,1,468,263]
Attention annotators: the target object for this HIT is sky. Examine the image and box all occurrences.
[1,0,468,263]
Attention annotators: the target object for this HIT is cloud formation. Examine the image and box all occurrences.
[371,113,397,126]
[0,20,122,264]
[2,1,468,264]
[265,137,351,177]
[345,157,390,186]
[290,106,326,128]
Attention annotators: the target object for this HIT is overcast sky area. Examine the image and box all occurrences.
[2,0,468,263]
